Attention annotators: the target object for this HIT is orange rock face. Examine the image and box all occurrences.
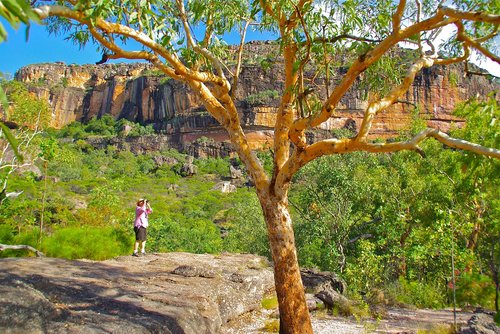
[14,53,498,152]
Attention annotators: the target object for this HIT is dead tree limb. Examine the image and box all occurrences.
[0,243,44,257]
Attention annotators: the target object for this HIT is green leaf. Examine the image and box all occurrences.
[0,85,7,110]
[0,121,23,163]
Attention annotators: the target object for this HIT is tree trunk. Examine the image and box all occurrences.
[259,193,313,334]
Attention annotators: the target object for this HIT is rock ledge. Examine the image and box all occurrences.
[0,252,274,334]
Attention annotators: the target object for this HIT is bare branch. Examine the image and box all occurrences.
[355,57,435,142]
[440,6,500,24]
[360,128,500,158]
[232,20,251,98]
[313,34,382,45]
[0,243,44,257]
[34,5,226,86]
[348,234,374,244]
[392,0,407,34]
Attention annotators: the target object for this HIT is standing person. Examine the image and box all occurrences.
[133,199,152,256]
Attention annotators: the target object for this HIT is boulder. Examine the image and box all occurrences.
[213,181,237,193]
[181,156,198,176]
[459,312,500,334]
[301,268,348,310]
[229,165,244,179]
[301,268,346,294]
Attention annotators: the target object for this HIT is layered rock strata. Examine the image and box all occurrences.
[15,43,498,156]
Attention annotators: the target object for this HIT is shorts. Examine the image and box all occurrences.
[134,226,147,241]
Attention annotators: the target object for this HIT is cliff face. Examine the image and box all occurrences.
[14,44,498,154]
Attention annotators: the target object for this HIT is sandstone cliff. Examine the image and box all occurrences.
[15,43,498,154]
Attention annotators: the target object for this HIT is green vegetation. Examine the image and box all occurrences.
[0,91,498,314]
[56,115,155,139]
[245,90,280,105]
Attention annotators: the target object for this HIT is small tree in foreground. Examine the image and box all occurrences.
[28,1,500,333]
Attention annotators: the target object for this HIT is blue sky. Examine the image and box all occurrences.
[0,20,276,77]
[0,22,103,77]
[1,20,499,78]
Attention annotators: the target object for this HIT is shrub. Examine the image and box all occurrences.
[147,217,222,254]
[455,273,496,310]
[42,226,131,260]
[0,224,14,244]
[385,277,446,309]
[245,90,279,105]
[194,157,231,177]
[222,195,270,258]
[85,115,116,136]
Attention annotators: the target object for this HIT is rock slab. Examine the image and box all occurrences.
[0,252,274,334]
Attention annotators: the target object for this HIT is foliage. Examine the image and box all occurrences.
[0,107,498,310]
[245,90,280,105]
[148,217,222,254]
[42,226,130,260]
[194,157,231,178]
[455,273,496,309]
[261,295,279,310]
[3,2,500,330]
[385,277,447,309]
[0,0,40,43]
[3,81,52,129]
[56,115,156,139]
[222,193,270,258]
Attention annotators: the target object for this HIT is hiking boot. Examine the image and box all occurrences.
[141,252,147,256]
[132,252,140,257]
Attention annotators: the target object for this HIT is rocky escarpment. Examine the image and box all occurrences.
[0,252,274,334]
[15,42,499,155]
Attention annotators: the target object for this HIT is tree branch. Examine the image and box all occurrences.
[289,9,450,149]
[359,128,500,158]
[232,19,251,99]
[174,0,231,88]
[355,57,435,142]
[348,234,374,244]
[34,4,227,86]
[0,243,44,257]
[392,0,407,34]
[312,34,382,45]
[440,6,500,24]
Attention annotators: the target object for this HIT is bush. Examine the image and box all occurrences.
[0,224,14,244]
[148,217,222,254]
[245,90,279,105]
[385,277,446,309]
[194,158,231,177]
[42,226,131,260]
[222,195,270,258]
[455,273,496,310]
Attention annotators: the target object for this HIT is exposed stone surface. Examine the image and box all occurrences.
[0,252,274,334]
[301,268,348,310]
[14,43,499,157]
[212,181,237,193]
[459,312,500,334]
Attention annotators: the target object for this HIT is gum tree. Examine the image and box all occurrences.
[29,1,500,332]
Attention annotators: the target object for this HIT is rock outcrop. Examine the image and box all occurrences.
[459,312,500,334]
[0,252,274,334]
[14,42,499,156]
